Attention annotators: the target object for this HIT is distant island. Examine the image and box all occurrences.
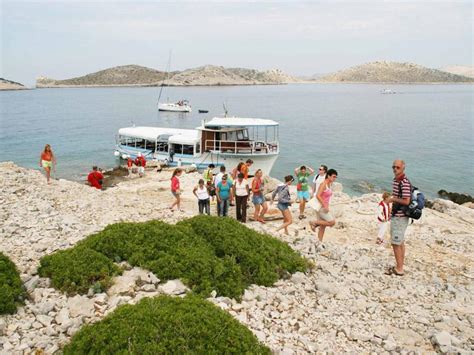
[316,61,474,83]
[0,78,28,91]
[36,65,298,88]
[35,61,474,88]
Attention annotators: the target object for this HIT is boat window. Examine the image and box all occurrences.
[195,143,200,154]
[236,130,248,140]
[145,140,155,150]
[135,139,146,149]
[156,142,168,153]
[183,145,194,155]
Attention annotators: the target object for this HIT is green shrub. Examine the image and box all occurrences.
[38,247,121,295]
[41,216,309,299]
[179,216,309,286]
[0,252,26,315]
[63,295,271,354]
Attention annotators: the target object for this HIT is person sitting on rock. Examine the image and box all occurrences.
[87,166,104,190]
[134,153,146,177]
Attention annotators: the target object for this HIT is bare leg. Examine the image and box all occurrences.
[392,243,405,273]
[276,209,292,234]
[254,204,261,221]
[300,198,306,216]
[259,202,268,221]
[45,167,51,184]
[313,220,335,241]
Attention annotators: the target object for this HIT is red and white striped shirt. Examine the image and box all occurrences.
[392,175,411,217]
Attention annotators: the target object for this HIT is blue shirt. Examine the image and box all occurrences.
[217,181,232,200]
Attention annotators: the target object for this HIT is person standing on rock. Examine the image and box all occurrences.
[39,144,56,184]
[385,160,411,276]
[311,165,327,196]
[309,169,338,246]
[294,165,315,220]
[193,179,210,215]
[376,192,392,245]
[170,168,183,212]
[216,174,233,217]
[271,175,294,235]
[252,169,268,223]
[233,173,250,222]
[134,152,146,177]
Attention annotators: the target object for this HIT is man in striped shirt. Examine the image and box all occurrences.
[386,159,411,276]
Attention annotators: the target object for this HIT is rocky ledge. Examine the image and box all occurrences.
[0,162,473,353]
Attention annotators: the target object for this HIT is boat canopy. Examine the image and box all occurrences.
[168,132,200,145]
[118,127,196,142]
[202,117,279,128]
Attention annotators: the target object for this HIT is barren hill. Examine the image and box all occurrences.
[0,78,28,90]
[318,61,474,83]
[440,65,474,79]
[36,65,298,88]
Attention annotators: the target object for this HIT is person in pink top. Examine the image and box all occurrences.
[376,192,392,245]
[309,169,338,246]
[169,168,183,211]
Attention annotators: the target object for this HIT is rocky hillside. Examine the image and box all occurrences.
[440,65,474,79]
[36,65,298,88]
[0,78,28,91]
[1,162,473,353]
[318,61,474,83]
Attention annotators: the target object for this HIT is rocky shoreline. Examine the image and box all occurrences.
[0,162,473,354]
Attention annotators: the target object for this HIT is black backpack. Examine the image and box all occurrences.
[395,180,425,220]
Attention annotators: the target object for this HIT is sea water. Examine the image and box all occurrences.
[0,84,472,197]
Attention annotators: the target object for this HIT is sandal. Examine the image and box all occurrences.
[309,221,319,232]
[385,266,404,276]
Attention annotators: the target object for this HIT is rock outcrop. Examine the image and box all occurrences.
[0,78,28,91]
[440,65,474,79]
[318,61,474,83]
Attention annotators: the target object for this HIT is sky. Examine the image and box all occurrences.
[1,1,473,86]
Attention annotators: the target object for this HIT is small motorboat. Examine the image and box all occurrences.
[381,89,397,94]
[198,110,209,114]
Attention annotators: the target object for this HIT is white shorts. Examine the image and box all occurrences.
[377,221,388,239]
[138,166,145,175]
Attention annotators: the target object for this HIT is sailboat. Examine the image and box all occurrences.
[157,52,192,113]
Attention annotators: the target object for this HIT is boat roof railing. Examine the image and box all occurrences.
[118,126,197,142]
[201,117,279,129]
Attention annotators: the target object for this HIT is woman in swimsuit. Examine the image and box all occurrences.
[39,144,56,184]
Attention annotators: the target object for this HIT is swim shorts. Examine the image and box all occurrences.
[42,160,52,169]
[297,190,310,201]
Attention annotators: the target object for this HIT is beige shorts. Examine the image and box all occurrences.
[318,208,334,222]
[390,217,409,245]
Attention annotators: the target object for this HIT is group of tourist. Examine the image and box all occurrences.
[40,144,411,276]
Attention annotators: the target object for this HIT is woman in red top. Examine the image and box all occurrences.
[39,144,56,184]
[170,168,183,211]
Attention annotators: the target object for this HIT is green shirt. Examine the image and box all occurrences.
[297,172,311,191]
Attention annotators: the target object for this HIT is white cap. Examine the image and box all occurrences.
[137,152,142,157]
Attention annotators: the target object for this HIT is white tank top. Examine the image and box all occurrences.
[196,185,209,200]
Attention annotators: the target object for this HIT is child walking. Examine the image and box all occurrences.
[271,175,294,235]
[376,192,392,245]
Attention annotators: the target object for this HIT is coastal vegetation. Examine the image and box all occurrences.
[63,295,270,354]
[38,216,309,299]
[0,78,27,90]
[0,252,26,314]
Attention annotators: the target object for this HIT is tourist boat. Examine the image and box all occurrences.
[158,100,192,112]
[114,117,280,174]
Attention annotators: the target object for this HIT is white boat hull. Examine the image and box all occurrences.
[158,103,192,112]
[115,146,278,175]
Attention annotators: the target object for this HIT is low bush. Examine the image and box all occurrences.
[38,247,121,295]
[0,252,26,314]
[63,295,271,354]
[40,216,309,299]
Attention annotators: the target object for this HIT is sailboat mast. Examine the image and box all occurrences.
[157,50,172,104]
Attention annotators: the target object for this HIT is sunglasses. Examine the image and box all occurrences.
[392,166,402,170]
